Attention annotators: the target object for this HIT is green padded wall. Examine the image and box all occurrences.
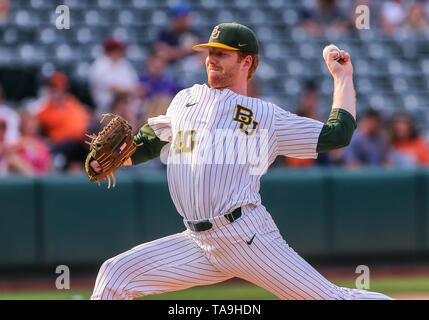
[40,175,136,264]
[134,172,185,244]
[421,169,429,251]
[260,169,328,256]
[330,168,418,255]
[1,167,428,269]
[0,177,37,266]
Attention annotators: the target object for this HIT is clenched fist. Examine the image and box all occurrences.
[323,44,353,80]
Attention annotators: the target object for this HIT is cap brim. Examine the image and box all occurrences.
[192,42,239,52]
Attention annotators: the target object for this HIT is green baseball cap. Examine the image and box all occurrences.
[193,22,259,54]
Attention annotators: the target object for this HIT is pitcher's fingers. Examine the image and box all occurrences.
[338,50,346,59]
[91,160,101,172]
[328,51,340,61]
[343,52,351,62]
[123,158,132,166]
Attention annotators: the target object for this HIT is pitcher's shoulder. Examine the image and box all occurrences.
[252,97,286,116]
[174,84,206,98]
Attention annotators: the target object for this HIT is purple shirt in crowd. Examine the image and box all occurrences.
[344,129,390,166]
[139,74,182,99]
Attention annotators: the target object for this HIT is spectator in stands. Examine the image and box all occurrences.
[389,112,429,167]
[0,117,8,176]
[3,111,51,176]
[140,50,182,101]
[154,2,205,87]
[34,71,90,172]
[138,50,182,124]
[0,84,20,144]
[300,0,349,37]
[112,95,167,173]
[285,81,323,168]
[344,108,391,168]
[110,94,138,134]
[155,2,201,64]
[285,81,343,168]
[247,77,261,98]
[402,1,429,34]
[295,81,323,122]
[0,0,10,25]
[424,0,429,21]
[380,0,409,35]
[88,37,140,115]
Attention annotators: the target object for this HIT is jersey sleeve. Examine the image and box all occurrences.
[273,105,324,159]
[147,115,173,142]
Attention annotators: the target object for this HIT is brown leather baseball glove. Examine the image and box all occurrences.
[85,113,138,188]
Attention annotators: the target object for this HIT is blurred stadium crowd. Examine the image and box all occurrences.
[1,0,429,176]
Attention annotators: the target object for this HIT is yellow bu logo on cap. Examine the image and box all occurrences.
[211,25,221,39]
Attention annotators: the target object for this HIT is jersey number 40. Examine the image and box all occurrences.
[173,130,197,154]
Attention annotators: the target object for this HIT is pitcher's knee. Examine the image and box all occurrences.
[100,257,118,275]
[91,256,133,300]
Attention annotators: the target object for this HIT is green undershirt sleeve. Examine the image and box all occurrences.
[131,124,169,165]
[316,108,357,153]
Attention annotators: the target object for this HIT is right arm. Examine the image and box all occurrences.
[316,45,357,153]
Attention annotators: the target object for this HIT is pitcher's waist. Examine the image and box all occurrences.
[183,207,242,232]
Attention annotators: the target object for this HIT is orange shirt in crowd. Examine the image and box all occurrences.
[284,157,315,168]
[393,137,429,166]
[36,94,90,144]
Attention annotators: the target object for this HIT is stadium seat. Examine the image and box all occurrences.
[283,78,302,96]
[403,94,419,111]
[0,46,13,64]
[390,76,404,92]
[64,0,88,9]
[282,9,299,26]
[2,27,18,45]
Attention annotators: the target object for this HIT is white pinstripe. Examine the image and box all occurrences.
[91,84,393,300]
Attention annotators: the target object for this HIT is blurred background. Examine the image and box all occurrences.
[1,0,429,299]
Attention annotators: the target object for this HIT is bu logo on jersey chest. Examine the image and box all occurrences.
[232,104,259,136]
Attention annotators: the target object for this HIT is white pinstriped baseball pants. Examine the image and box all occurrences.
[91,205,393,300]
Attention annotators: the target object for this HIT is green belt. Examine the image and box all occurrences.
[187,207,242,232]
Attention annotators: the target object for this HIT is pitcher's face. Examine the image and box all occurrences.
[205,47,241,89]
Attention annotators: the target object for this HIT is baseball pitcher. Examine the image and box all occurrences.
[87,23,392,300]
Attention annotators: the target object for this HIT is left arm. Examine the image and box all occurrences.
[89,123,168,172]
[130,123,169,165]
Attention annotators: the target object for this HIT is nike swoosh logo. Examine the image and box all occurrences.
[246,234,256,245]
[186,102,198,108]
[238,43,247,47]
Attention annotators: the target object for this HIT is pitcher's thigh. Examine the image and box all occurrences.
[229,232,393,300]
[91,231,231,300]
[226,232,340,300]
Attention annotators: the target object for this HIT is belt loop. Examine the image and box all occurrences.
[188,222,195,232]
[230,211,236,223]
[224,207,241,223]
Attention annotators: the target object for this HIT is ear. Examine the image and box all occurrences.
[241,55,252,71]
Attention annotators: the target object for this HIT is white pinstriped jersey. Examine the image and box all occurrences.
[148,84,324,221]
